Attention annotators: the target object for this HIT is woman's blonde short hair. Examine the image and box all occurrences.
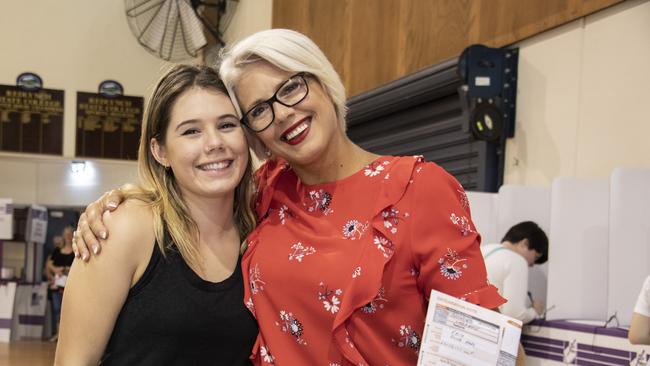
[219,29,348,155]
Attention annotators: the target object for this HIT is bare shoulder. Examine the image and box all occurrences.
[100,198,155,263]
[103,199,153,239]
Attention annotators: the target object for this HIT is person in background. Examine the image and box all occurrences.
[44,235,64,286]
[481,221,548,324]
[47,228,75,342]
[629,275,650,345]
[73,29,505,365]
[54,64,257,365]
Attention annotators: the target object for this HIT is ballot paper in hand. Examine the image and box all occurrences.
[417,289,522,366]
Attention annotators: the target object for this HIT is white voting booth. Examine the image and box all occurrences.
[546,177,610,321]
[608,168,650,326]
[496,186,551,305]
[0,202,49,342]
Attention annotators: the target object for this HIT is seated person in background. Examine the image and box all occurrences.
[481,221,548,324]
[629,275,650,345]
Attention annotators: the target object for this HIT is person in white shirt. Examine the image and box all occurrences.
[629,275,650,345]
[481,221,548,324]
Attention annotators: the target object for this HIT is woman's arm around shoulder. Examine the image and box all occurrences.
[55,199,155,365]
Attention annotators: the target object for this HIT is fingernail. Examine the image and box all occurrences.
[100,231,107,240]
[107,201,117,209]
[92,244,99,254]
[82,252,89,261]
[74,251,80,258]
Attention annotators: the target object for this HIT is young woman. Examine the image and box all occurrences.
[55,65,257,365]
[74,30,505,365]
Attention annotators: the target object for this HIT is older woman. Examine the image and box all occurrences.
[74,29,505,365]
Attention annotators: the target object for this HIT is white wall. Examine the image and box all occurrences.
[223,0,273,44]
[505,0,650,186]
[0,0,272,206]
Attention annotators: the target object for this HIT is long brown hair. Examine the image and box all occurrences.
[126,64,256,269]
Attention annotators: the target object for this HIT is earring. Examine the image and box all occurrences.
[264,148,272,157]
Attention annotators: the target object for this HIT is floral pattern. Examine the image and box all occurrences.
[364,160,390,177]
[260,345,275,364]
[393,325,421,352]
[249,263,266,295]
[457,189,469,211]
[450,213,475,236]
[245,297,255,314]
[438,248,468,280]
[304,189,333,215]
[352,266,362,278]
[361,287,388,314]
[318,282,343,314]
[382,206,408,235]
[342,219,369,240]
[276,310,307,345]
[373,235,395,258]
[288,242,316,262]
[278,204,292,225]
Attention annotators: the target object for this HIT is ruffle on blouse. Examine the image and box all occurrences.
[459,284,505,307]
[329,156,423,365]
[254,158,290,221]
[244,159,290,365]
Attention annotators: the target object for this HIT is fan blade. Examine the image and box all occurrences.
[135,0,173,56]
[125,0,208,61]
[125,0,165,18]
[177,0,208,55]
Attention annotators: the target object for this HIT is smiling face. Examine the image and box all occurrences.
[151,87,249,201]
[235,61,342,168]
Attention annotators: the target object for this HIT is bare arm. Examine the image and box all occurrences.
[629,276,650,345]
[629,312,650,345]
[55,200,154,365]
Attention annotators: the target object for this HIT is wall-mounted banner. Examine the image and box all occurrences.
[25,205,48,244]
[0,198,14,240]
[76,90,143,160]
[0,80,64,155]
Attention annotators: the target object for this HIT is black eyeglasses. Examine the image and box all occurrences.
[241,72,310,132]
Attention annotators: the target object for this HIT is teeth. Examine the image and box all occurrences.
[285,122,308,141]
[200,160,231,170]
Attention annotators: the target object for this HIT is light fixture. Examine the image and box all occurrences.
[70,160,86,174]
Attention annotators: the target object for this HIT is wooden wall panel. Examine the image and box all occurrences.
[272,0,624,97]
[346,0,402,93]
[398,0,475,77]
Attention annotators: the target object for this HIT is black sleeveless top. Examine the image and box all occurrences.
[101,243,257,365]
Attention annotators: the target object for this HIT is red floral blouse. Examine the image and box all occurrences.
[242,155,505,365]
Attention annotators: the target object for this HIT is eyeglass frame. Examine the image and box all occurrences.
[240,72,310,133]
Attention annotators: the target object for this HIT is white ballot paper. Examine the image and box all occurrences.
[417,289,522,366]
